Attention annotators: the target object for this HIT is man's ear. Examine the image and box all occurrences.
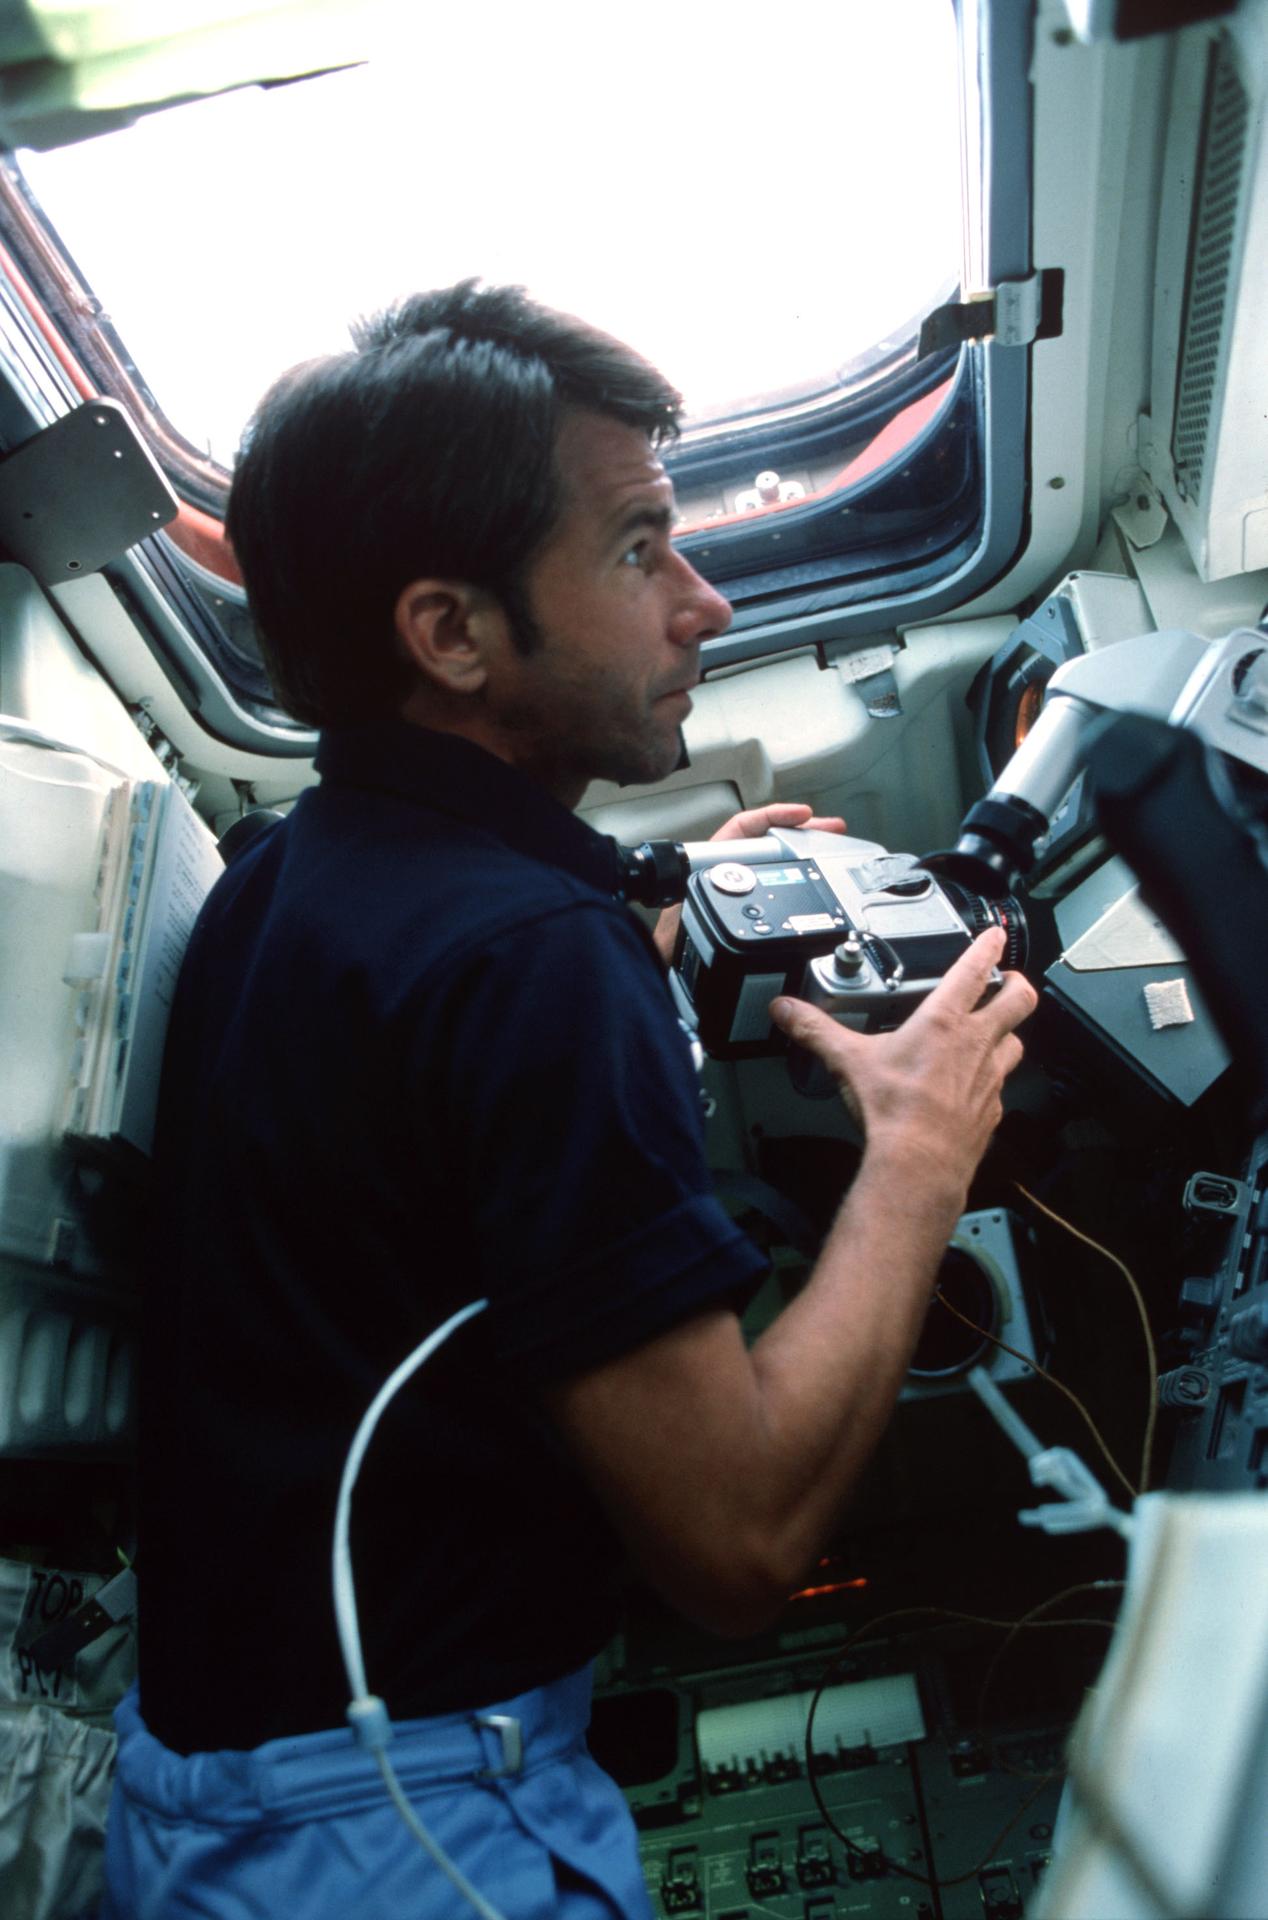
[393,580,506,696]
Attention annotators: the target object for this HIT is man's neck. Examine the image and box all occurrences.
[395,689,587,810]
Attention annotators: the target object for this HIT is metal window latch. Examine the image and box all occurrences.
[474,1712,524,1777]
[831,642,904,718]
[918,269,1065,359]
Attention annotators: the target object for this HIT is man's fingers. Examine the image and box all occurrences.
[982,968,1039,1034]
[770,929,1036,1071]
[769,994,863,1070]
[752,803,813,824]
[713,803,811,841]
[711,803,847,842]
[919,926,1009,1017]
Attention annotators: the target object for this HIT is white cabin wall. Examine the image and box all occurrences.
[0,567,168,782]
[947,13,1168,617]
[0,573,159,1465]
[1088,35,1174,549]
[581,618,1017,859]
[49,570,317,829]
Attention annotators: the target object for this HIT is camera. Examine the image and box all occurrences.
[642,827,1027,1062]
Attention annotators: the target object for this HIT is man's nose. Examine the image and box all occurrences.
[670,556,732,645]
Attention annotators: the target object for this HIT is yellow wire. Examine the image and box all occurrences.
[1013,1181,1159,1493]
[934,1287,1140,1501]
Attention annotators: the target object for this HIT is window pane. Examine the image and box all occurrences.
[17,1,960,468]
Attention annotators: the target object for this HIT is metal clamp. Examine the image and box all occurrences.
[1182,1171,1246,1218]
[917,270,1064,359]
[474,1712,523,1778]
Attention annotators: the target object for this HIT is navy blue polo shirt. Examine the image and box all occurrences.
[138,721,767,1752]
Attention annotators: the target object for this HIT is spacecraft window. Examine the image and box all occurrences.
[0,0,1029,731]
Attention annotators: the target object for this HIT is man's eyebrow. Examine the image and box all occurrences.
[609,501,676,542]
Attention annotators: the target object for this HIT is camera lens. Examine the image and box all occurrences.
[939,880,1029,972]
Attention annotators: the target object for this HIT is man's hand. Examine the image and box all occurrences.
[652,801,846,965]
[704,802,848,844]
[547,930,1038,1641]
[770,925,1037,1207]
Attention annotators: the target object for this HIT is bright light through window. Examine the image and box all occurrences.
[19,1,961,468]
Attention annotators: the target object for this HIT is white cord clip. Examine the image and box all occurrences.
[968,1365,1134,1540]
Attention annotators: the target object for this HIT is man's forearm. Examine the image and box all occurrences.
[564,1143,969,1639]
[743,1142,968,1586]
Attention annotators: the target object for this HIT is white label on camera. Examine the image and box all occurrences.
[729,973,786,1044]
[788,913,837,933]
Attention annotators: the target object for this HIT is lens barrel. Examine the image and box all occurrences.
[938,878,1029,973]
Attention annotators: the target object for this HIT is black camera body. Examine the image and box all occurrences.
[669,829,1025,1061]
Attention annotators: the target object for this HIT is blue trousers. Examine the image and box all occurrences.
[101,1666,654,1919]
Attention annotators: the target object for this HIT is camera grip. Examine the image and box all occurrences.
[785,1039,842,1102]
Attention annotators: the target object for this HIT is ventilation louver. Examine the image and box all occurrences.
[1148,8,1268,583]
[1172,37,1249,499]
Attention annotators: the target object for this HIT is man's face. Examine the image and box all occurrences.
[483,410,733,805]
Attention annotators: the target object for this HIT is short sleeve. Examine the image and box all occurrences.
[405,900,769,1381]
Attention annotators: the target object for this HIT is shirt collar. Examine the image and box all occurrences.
[314,720,625,897]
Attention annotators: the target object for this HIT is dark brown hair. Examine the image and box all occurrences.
[226,281,682,727]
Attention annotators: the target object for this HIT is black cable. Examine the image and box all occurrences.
[973,1581,1124,1765]
[801,1588,1121,1891]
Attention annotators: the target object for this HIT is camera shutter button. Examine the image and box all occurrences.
[832,935,866,978]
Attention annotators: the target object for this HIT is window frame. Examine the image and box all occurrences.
[0,0,1035,751]
[687,0,1035,671]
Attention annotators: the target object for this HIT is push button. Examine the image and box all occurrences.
[708,862,757,896]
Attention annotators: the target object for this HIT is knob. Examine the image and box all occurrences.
[832,935,866,978]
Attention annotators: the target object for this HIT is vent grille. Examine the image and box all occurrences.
[1173,36,1249,497]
